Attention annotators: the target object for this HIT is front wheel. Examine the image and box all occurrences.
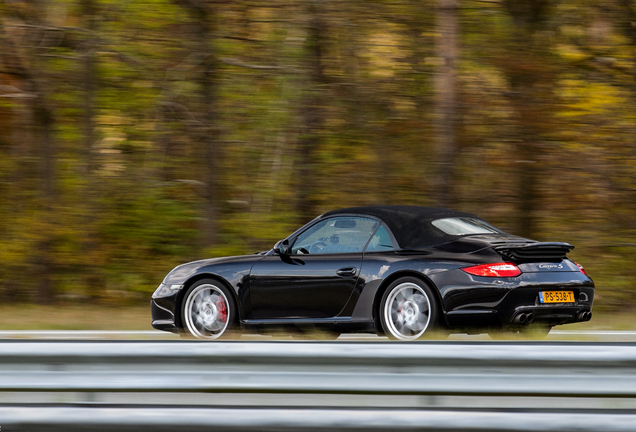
[380,277,440,340]
[181,279,237,339]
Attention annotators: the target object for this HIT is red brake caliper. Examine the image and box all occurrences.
[216,299,227,323]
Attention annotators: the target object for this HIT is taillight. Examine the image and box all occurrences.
[574,262,588,276]
[462,262,522,277]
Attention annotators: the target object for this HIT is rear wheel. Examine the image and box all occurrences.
[181,279,237,339]
[380,277,440,340]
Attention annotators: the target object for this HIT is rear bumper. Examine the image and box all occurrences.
[445,302,593,328]
[435,269,595,329]
[513,304,591,325]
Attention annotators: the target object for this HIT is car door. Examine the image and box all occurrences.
[248,216,380,320]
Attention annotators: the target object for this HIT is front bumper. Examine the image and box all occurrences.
[151,299,179,333]
[151,283,181,333]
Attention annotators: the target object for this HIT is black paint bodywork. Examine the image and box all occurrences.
[151,206,595,335]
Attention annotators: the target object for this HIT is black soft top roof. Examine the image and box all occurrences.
[322,205,480,249]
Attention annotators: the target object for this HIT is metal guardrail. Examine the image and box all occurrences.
[2,340,636,397]
[3,406,636,432]
[2,340,636,431]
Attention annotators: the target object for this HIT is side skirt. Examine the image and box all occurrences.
[241,317,375,334]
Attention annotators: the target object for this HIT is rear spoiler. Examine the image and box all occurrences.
[494,242,574,263]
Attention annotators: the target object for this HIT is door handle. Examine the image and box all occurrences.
[336,267,357,277]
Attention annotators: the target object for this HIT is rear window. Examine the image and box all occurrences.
[431,217,505,236]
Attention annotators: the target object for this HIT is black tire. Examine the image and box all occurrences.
[180,278,238,340]
[379,277,441,340]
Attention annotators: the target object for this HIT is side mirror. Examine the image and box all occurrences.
[274,239,290,255]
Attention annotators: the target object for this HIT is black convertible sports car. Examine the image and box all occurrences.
[151,205,594,340]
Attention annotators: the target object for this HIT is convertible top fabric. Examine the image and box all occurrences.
[322,205,480,250]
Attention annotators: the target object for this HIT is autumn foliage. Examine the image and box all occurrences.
[0,0,634,311]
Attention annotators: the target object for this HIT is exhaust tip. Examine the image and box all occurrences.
[518,313,526,324]
[526,313,534,324]
[586,311,592,321]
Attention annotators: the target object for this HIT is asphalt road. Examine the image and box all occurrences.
[0,329,635,341]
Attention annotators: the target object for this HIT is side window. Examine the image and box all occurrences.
[291,217,379,255]
[365,225,395,252]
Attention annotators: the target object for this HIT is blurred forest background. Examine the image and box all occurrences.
[0,0,634,312]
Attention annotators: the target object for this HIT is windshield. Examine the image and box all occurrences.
[431,217,505,236]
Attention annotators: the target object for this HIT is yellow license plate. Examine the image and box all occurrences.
[539,291,575,304]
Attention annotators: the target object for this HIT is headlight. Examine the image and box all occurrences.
[152,283,184,299]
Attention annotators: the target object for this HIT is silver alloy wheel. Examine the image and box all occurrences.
[183,284,230,339]
[383,282,431,340]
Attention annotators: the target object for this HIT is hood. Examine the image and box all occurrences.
[162,254,263,284]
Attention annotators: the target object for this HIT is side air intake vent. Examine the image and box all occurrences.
[494,242,574,263]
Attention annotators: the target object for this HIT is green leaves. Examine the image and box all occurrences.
[0,0,634,309]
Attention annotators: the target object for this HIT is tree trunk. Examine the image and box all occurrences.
[618,0,636,233]
[198,9,221,248]
[434,0,459,208]
[296,0,326,223]
[515,139,539,239]
[0,24,29,301]
[33,90,56,304]
[171,1,221,248]
[502,0,554,239]
[81,0,103,300]
[1,6,59,303]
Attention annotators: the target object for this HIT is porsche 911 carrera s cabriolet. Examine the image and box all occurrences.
[151,205,594,340]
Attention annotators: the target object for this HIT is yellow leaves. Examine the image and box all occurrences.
[557,79,625,118]
[96,114,126,126]
[364,31,403,78]
[556,44,587,62]
[95,124,126,177]
[93,112,151,176]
